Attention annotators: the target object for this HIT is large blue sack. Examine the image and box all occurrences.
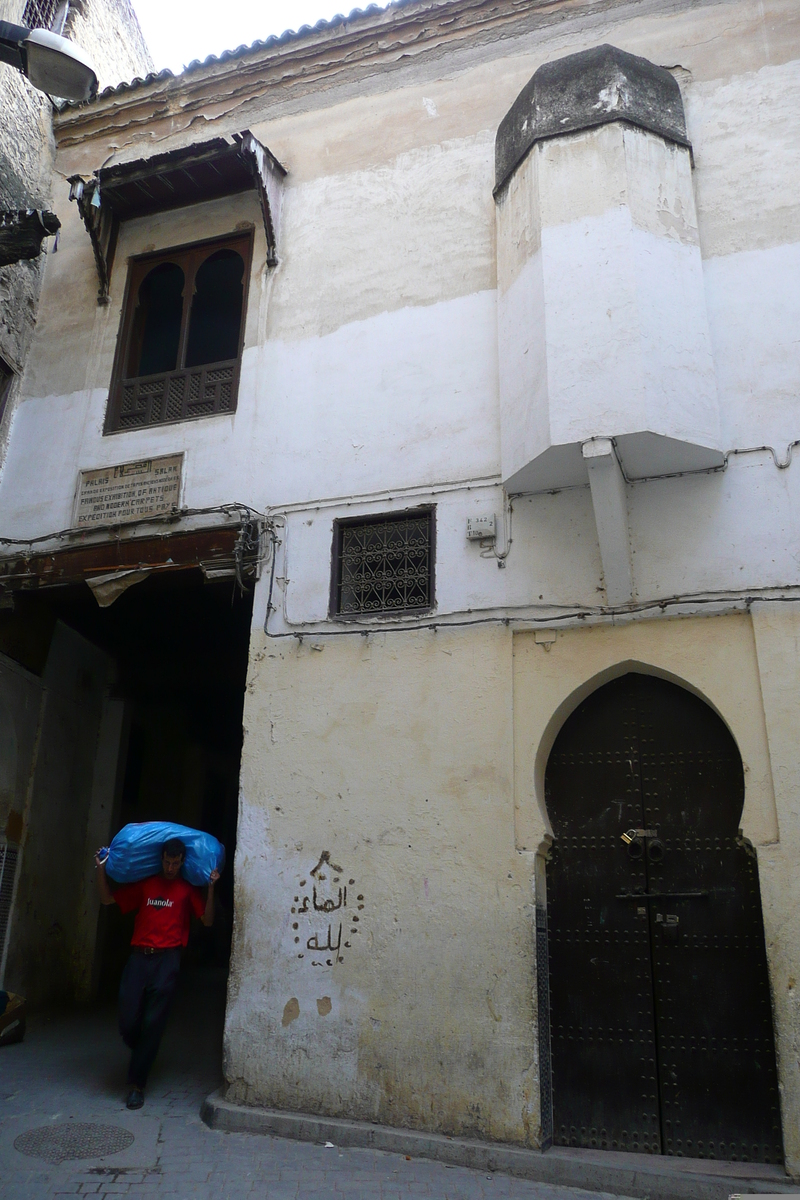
[101,822,225,887]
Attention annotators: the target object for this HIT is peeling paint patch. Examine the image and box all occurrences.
[317,996,332,1016]
[282,997,300,1026]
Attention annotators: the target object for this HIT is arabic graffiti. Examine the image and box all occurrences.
[291,850,366,967]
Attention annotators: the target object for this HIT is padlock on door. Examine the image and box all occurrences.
[656,912,679,943]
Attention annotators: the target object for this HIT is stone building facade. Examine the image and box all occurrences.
[0,0,152,461]
[1,0,799,1181]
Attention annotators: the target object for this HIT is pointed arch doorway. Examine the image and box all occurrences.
[544,672,783,1162]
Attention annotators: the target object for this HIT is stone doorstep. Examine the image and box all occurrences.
[201,1091,798,1200]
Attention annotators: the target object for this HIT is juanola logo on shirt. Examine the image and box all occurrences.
[147,897,174,909]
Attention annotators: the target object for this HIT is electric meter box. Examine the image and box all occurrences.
[466,515,496,541]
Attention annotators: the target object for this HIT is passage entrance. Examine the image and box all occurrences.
[0,563,252,1008]
[544,673,782,1162]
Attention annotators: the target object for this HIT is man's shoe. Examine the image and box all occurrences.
[126,1087,144,1110]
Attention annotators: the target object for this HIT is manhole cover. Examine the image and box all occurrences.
[14,1122,134,1164]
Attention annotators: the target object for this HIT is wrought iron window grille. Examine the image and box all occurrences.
[331,509,435,618]
[22,0,64,31]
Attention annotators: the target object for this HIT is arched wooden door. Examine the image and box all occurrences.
[544,673,782,1162]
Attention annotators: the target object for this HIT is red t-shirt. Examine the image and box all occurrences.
[114,874,205,949]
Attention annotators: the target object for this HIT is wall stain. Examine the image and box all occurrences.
[282,997,300,1026]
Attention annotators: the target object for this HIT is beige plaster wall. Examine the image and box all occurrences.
[46,0,800,355]
[751,602,800,1174]
[226,623,542,1145]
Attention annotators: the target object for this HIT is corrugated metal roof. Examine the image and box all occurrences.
[63,0,406,108]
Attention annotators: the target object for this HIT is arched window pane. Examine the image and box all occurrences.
[127,261,184,378]
[185,249,245,368]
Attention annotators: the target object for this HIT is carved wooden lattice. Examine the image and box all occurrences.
[118,361,239,429]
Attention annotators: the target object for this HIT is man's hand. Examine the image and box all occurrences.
[202,869,220,926]
[95,850,115,906]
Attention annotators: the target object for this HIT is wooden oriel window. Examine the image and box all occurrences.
[105,232,252,433]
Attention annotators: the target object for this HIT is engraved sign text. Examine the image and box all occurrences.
[74,455,182,528]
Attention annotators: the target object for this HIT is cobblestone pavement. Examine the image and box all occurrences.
[1,968,629,1200]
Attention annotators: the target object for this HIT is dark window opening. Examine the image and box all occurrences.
[22,0,61,30]
[185,249,245,368]
[332,509,435,617]
[106,232,252,433]
[0,356,15,424]
[127,261,184,378]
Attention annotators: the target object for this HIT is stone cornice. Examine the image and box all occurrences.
[53,0,651,148]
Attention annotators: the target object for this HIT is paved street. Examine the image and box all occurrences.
[0,967,632,1200]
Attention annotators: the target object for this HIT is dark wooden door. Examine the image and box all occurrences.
[544,673,783,1163]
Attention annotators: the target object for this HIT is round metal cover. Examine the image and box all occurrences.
[14,1122,134,1164]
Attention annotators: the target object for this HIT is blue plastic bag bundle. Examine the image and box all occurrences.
[100,822,225,887]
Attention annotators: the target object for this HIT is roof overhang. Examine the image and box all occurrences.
[68,130,286,304]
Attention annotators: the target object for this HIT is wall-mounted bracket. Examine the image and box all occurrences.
[583,438,634,605]
[235,131,285,269]
[67,176,115,305]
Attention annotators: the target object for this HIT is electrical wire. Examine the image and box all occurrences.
[262,584,800,640]
[0,502,260,548]
[609,438,800,486]
[480,494,513,563]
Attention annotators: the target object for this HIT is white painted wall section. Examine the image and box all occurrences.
[583,437,633,605]
[497,124,721,492]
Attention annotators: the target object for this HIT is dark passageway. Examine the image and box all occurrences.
[0,569,253,1007]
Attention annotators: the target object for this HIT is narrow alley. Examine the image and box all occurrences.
[1,970,637,1200]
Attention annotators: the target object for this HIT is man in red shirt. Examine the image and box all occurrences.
[95,838,219,1109]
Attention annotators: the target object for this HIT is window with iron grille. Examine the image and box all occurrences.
[22,0,62,30]
[332,509,435,617]
[105,232,252,433]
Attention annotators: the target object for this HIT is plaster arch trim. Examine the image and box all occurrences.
[533,658,743,832]
[512,619,778,853]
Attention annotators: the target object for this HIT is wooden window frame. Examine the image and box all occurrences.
[104,230,253,435]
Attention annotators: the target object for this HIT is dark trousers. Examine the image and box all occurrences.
[118,948,181,1088]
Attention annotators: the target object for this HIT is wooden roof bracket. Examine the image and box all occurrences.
[235,131,286,269]
[67,131,286,306]
[67,175,118,305]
